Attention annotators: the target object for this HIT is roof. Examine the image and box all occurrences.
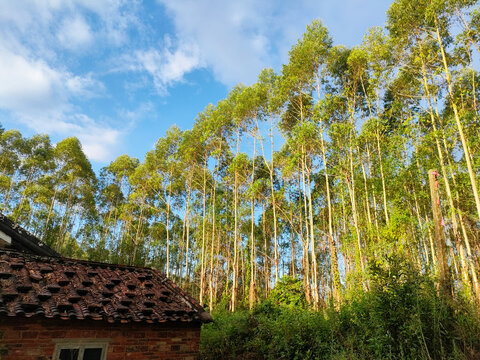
[0,249,212,324]
[0,213,60,257]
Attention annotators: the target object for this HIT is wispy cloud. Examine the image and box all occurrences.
[157,0,391,87]
[0,0,138,162]
[57,16,93,51]
[0,0,390,163]
[122,38,202,95]
[157,0,319,86]
[0,46,67,116]
[57,115,123,162]
[0,45,118,162]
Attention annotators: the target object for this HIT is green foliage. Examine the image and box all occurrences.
[2,1,480,343]
[200,310,253,359]
[201,258,480,360]
[267,275,307,309]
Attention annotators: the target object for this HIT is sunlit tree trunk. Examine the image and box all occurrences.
[199,154,208,305]
[231,128,240,312]
[433,17,480,222]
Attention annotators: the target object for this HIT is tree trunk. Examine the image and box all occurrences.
[434,18,480,222]
[249,132,257,310]
[231,128,240,312]
[199,154,208,305]
[428,169,452,298]
[165,171,172,278]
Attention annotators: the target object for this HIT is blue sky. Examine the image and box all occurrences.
[0,0,391,168]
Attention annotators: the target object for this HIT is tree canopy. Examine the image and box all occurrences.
[1,0,480,315]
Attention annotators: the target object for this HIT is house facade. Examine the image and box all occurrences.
[0,215,211,360]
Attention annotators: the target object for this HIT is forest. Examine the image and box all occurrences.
[2,0,480,358]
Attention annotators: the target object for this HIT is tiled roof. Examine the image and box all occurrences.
[0,249,212,324]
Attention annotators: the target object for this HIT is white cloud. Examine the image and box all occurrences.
[0,0,136,51]
[127,40,202,95]
[14,113,124,162]
[157,0,391,87]
[66,73,105,98]
[157,0,319,86]
[57,16,93,50]
[0,43,105,116]
[0,0,138,162]
[157,0,264,85]
[74,0,139,46]
[0,46,66,116]
[0,46,120,161]
[64,115,123,162]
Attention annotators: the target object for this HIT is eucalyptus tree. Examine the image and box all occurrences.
[442,69,480,297]
[245,158,269,309]
[358,28,395,227]
[325,45,370,289]
[277,96,314,303]
[177,128,205,283]
[388,0,480,299]
[313,96,345,299]
[388,0,480,223]
[389,9,465,275]
[256,68,283,286]
[277,20,334,305]
[195,103,233,310]
[0,130,25,213]
[150,126,183,277]
[304,24,345,301]
[189,110,221,304]
[227,151,251,310]
[98,154,139,264]
[50,137,97,255]
[231,82,270,309]
[134,155,164,267]
[13,135,55,232]
[220,84,254,311]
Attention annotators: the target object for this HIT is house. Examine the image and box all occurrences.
[0,214,212,360]
[0,214,60,257]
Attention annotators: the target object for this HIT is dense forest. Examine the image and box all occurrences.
[2,0,480,326]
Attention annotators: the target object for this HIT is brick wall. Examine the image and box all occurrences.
[0,317,201,360]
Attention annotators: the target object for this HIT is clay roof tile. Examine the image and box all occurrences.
[0,249,211,324]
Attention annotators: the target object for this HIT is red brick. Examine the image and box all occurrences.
[21,331,38,339]
[2,330,21,340]
[107,354,125,360]
[0,317,201,360]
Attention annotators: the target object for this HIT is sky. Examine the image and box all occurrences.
[0,0,391,169]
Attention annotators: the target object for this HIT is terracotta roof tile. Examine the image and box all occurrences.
[0,249,211,324]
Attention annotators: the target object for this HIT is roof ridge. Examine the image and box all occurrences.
[0,248,161,274]
[0,213,60,257]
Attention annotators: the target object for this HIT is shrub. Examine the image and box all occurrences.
[200,310,253,359]
[200,257,480,359]
[267,275,308,310]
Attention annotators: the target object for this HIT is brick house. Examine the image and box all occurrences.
[0,214,212,360]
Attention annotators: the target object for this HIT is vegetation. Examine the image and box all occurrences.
[200,259,480,359]
[2,0,480,356]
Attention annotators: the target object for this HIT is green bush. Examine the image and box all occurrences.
[267,275,308,310]
[200,258,480,360]
[200,309,252,359]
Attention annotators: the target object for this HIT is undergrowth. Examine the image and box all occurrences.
[200,258,480,360]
